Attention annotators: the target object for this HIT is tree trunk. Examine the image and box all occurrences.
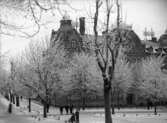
[10,94,13,103]
[104,84,112,123]
[13,95,15,104]
[28,98,31,112]
[111,90,115,114]
[82,97,86,110]
[5,93,9,100]
[154,102,157,115]
[66,96,69,105]
[111,104,115,114]
[16,96,20,107]
[8,103,12,113]
[154,81,157,115]
[147,99,150,110]
[9,93,12,103]
[54,94,56,107]
[46,103,50,113]
[69,96,71,106]
[43,102,47,118]
[117,92,120,110]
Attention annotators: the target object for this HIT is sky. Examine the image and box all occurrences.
[0,0,167,57]
[122,0,167,39]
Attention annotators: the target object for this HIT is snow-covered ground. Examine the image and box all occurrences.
[0,96,71,123]
[0,94,167,123]
[17,98,167,123]
[91,113,167,123]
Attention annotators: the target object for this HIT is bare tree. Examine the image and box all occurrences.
[93,0,122,123]
[0,0,67,37]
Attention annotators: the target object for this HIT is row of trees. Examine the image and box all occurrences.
[0,1,167,123]
[1,37,167,119]
[139,56,167,114]
[0,37,130,117]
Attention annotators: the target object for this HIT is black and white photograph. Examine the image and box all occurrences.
[0,0,167,123]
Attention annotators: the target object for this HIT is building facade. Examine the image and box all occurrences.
[50,17,167,106]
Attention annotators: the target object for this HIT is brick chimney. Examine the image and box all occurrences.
[151,37,157,42]
[79,17,85,35]
[60,19,72,28]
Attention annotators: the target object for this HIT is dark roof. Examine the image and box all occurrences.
[50,22,150,63]
[50,19,83,54]
[159,34,167,47]
[110,28,146,62]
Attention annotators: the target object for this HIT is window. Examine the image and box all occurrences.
[71,40,76,48]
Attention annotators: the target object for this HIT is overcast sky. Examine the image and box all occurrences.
[1,0,167,57]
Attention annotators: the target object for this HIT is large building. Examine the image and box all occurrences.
[50,17,147,62]
[109,27,146,63]
[143,30,167,56]
[50,17,167,106]
[50,17,85,56]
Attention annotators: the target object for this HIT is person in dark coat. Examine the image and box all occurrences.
[70,104,74,114]
[150,101,153,109]
[59,106,63,115]
[69,113,75,123]
[20,96,23,100]
[75,109,79,123]
[65,105,69,114]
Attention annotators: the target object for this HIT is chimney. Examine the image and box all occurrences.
[60,19,72,27]
[79,17,85,35]
[152,37,157,42]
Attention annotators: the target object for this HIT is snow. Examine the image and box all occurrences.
[0,94,9,108]
[0,94,167,123]
[83,113,167,123]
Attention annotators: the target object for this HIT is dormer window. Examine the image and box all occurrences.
[71,40,76,48]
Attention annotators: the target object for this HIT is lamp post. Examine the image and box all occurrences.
[154,80,157,115]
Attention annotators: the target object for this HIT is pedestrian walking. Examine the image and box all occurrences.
[70,104,73,114]
[69,113,75,123]
[20,96,23,100]
[75,109,79,123]
[65,105,69,114]
[60,106,63,115]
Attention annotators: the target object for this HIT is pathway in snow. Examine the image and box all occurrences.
[1,94,167,123]
[0,94,34,123]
